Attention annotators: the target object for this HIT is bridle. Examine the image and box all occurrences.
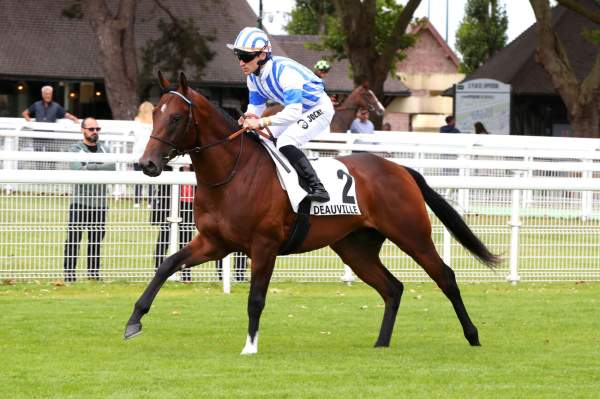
[149,90,271,188]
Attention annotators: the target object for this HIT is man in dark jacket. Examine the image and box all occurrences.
[439,115,461,133]
[63,117,116,282]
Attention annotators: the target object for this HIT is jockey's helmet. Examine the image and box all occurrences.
[314,59,331,73]
[227,27,272,61]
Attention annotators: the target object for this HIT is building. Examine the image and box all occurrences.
[449,1,598,136]
[386,18,465,132]
[0,0,269,119]
[1,0,411,123]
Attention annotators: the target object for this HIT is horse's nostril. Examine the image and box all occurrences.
[140,159,161,176]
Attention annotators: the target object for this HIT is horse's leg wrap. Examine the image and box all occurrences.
[279,145,330,203]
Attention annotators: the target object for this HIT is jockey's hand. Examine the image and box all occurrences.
[238,113,259,126]
[243,117,261,130]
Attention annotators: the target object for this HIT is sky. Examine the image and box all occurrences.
[246,0,537,54]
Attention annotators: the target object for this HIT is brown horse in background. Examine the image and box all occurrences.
[124,72,499,354]
[263,82,385,132]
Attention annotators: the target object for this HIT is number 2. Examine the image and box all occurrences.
[337,169,356,204]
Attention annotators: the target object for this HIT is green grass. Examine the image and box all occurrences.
[1,282,599,398]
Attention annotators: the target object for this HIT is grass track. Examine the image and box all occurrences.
[1,282,599,398]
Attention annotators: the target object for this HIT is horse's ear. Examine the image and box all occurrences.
[158,71,170,90]
[179,72,189,94]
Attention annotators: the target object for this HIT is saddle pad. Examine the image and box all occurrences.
[260,138,361,216]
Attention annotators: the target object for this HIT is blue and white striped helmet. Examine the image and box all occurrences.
[226,27,271,53]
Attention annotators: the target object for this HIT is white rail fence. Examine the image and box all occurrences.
[1,118,600,285]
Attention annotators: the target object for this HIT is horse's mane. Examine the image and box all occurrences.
[212,103,240,132]
[164,84,240,133]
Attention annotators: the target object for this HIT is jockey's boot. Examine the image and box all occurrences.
[280,145,330,203]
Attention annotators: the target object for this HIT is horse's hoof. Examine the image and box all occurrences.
[124,323,142,340]
[240,347,257,355]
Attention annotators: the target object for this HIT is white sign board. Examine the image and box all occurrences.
[455,79,511,134]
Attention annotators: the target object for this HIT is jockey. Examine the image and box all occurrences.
[313,59,331,79]
[227,27,332,203]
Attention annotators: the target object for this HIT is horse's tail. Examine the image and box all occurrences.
[404,166,501,268]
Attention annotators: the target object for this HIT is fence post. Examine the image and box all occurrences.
[443,227,452,266]
[507,174,522,284]
[341,265,355,285]
[167,177,182,281]
[458,154,470,212]
[222,254,231,294]
[581,159,592,221]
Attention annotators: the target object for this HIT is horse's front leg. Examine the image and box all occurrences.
[241,249,277,355]
[124,235,221,340]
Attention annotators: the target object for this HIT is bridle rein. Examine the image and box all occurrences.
[149,90,270,188]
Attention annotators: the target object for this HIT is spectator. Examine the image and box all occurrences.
[63,117,116,282]
[178,165,195,282]
[474,121,489,134]
[439,115,460,133]
[382,122,392,131]
[22,86,78,123]
[151,168,173,271]
[132,101,154,208]
[350,108,375,134]
[152,166,196,282]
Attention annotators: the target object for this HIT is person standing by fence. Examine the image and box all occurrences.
[350,108,375,134]
[178,166,195,282]
[22,86,79,123]
[63,117,115,282]
[132,101,153,208]
[439,115,460,133]
[152,166,195,282]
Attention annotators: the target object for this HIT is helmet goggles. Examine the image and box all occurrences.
[234,48,261,63]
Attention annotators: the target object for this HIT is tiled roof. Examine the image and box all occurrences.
[463,1,598,95]
[0,0,283,86]
[272,34,410,95]
[0,0,408,96]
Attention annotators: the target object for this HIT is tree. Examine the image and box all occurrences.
[455,0,508,75]
[286,0,421,102]
[63,0,214,120]
[140,2,215,83]
[286,0,336,35]
[529,0,600,137]
[80,0,139,120]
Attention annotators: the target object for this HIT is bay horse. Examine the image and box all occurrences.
[124,72,499,354]
[262,82,385,133]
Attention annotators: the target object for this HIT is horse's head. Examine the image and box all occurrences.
[346,82,385,116]
[139,71,199,177]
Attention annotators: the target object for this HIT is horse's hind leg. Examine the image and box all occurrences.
[415,249,481,346]
[391,234,480,346]
[331,229,404,347]
[124,236,219,340]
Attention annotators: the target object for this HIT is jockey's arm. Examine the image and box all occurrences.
[246,102,266,118]
[265,102,302,126]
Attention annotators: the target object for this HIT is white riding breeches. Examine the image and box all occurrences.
[269,96,334,149]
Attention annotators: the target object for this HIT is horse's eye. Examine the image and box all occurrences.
[171,114,182,123]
